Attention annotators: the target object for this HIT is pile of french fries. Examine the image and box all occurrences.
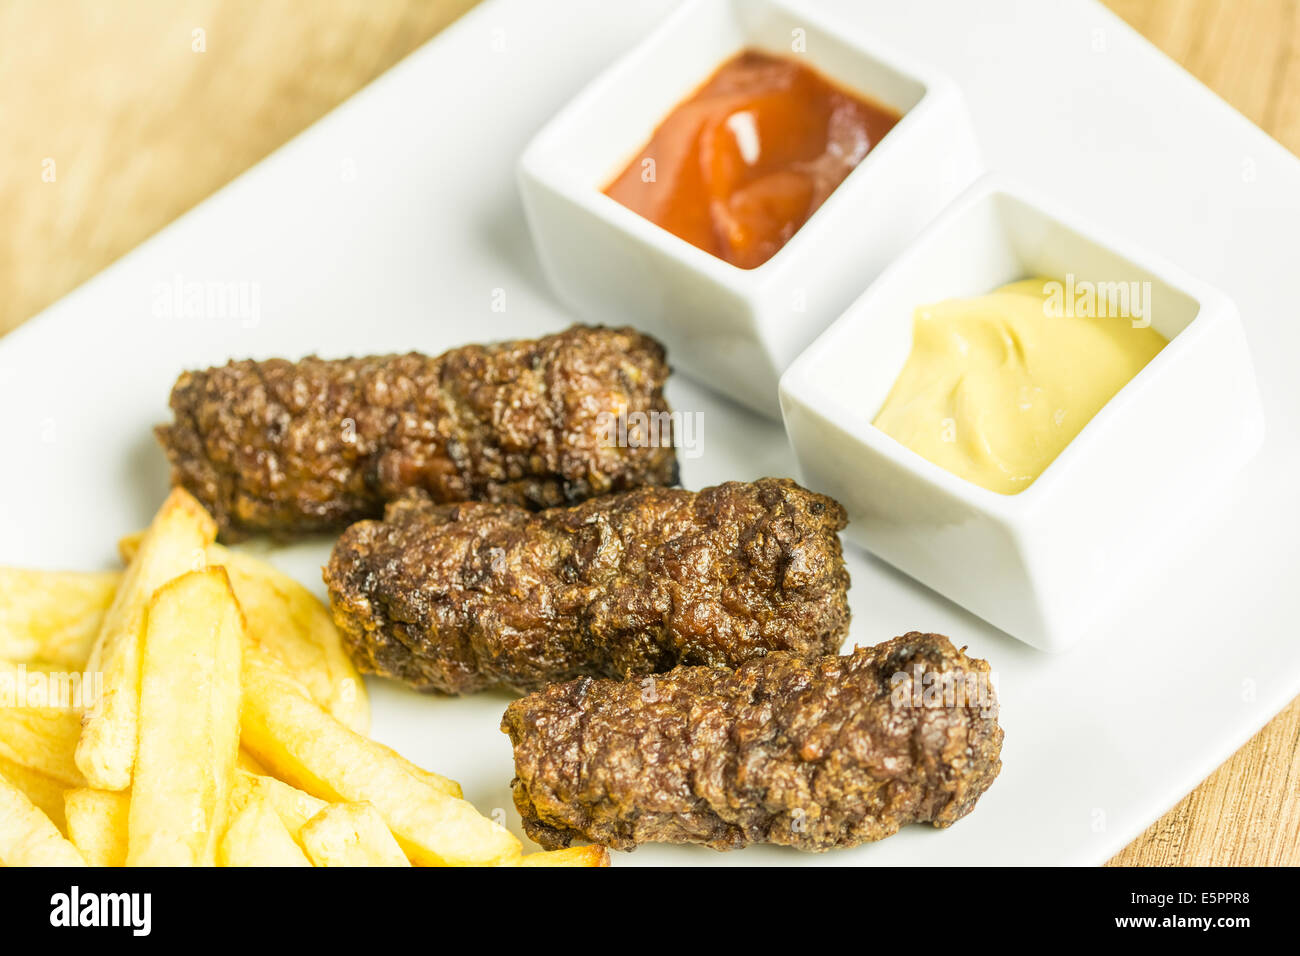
[0,488,607,867]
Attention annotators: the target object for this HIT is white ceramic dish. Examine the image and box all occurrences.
[518,0,981,418]
[4,0,1300,865]
[781,174,1265,651]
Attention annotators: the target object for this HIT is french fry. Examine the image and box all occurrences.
[236,749,268,775]
[77,488,217,790]
[0,660,87,787]
[64,789,130,867]
[215,546,369,734]
[218,792,311,867]
[0,755,68,833]
[239,641,458,795]
[119,532,368,733]
[126,568,241,866]
[519,845,612,867]
[0,770,86,866]
[231,770,327,846]
[115,530,143,564]
[0,568,118,668]
[299,802,409,867]
[0,707,85,787]
[239,639,519,866]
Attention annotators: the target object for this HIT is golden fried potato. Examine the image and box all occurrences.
[0,770,86,866]
[64,789,130,867]
[126,568,241,866]
[519,845,612,867]
[119,532,368,733]
[239,639,518,866]
[300,802,409,867]
[0,568,118,668]
[231,770,327,847]
[115,529,143,564]
[0,707,85,787]
[0,660,86,787]
[214,545,369,734]
[0,755,67,833]
[218,791,311,867]
[236,749,268,775]
[77,488,217,791]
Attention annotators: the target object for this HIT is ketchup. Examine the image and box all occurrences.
[605,50,900,269]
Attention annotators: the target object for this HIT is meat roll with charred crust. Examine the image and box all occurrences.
[503,632,1003,852]
[156,325,678,537]
[324,477,851,694]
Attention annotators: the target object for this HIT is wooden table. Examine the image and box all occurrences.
[3,0,1297,865]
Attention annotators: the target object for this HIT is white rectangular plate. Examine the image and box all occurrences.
[4,0,1299,865]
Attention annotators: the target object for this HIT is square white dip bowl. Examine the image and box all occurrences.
[779,174,1266,651]
[518,0,981,418]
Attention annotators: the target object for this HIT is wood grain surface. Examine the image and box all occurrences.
[2,0,1297,865]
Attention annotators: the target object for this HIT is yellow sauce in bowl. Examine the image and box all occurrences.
[872,278,1167,494]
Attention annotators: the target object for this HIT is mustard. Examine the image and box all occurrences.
[871,278,1167,494]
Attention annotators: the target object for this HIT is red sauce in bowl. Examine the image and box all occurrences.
[604,50,901,269]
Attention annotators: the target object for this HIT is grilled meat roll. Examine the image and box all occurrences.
[324,477,850,694]
[503,632,1002,852]
[156,325,678,537]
